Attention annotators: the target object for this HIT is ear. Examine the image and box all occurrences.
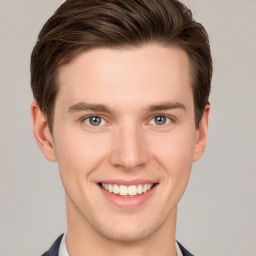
[30,101,56,162]
[193,105,210,162]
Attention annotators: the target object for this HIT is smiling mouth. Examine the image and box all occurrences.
[99,183,157,197]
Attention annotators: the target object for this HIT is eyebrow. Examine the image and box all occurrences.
[68,102,112,113]
[146,102,187,112]
[67,102,186,114]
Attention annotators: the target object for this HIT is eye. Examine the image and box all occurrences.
[83,116,106,126]
[149,115,171,126]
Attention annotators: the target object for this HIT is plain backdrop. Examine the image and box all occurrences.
[0,0,255,255]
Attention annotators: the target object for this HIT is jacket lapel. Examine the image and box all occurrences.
[41,234,64,256]
[177,241,195,256]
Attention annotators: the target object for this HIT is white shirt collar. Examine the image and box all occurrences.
[59,232,183,256]
[58,232,69,256]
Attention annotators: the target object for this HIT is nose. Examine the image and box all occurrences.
[110,125,150,171]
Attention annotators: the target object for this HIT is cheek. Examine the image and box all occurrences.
[149,129,196,189]
[150,129,196,167]
[52,131,111,208]
[53,130,110,178]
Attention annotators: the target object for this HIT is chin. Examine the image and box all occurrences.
[98,224,156,243]
[91,213,167,243]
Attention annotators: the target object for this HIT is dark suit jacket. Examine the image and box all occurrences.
[42,234,194,256]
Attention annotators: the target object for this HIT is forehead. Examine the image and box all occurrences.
[57,44,193,111]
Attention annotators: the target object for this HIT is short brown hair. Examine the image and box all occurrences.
[31,0,212,132]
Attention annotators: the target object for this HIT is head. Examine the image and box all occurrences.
[31,0,212,133]
[30,0,212,250]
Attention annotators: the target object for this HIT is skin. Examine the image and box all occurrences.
[31,43,209,256]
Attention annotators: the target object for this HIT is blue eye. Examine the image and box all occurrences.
[84,116,106,126]
[149,115,171,126]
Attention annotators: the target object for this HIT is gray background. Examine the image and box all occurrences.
[0,0,255,255]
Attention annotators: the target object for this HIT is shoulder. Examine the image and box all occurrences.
[41,234,64,256]
[177,241,195,256]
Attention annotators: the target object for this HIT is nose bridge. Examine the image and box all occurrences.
[110,122,149,170]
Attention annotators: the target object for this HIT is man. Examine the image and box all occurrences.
[30,0,212,255]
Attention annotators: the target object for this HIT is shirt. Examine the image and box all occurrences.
[58,232,183,256]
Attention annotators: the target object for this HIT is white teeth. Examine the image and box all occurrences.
[128,185,137,196]
[119,185,128,196]
[101,183,154,196]
[113,184,119,194]
[137,185,143,194]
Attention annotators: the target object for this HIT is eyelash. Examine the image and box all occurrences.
[81,114,175,128]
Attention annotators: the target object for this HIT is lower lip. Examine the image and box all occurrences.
[99,184,158,208]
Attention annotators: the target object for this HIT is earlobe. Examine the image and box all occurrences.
[30,101,57,162]
[193,105,210,162]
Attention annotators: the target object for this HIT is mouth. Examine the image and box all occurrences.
[99,182,158,197]
[97,180,159,208]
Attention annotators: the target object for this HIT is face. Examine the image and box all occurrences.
[32,44,209,244]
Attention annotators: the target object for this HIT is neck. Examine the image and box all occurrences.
[65,196,178,256]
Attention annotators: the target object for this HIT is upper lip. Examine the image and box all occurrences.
[98,179,158,186]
